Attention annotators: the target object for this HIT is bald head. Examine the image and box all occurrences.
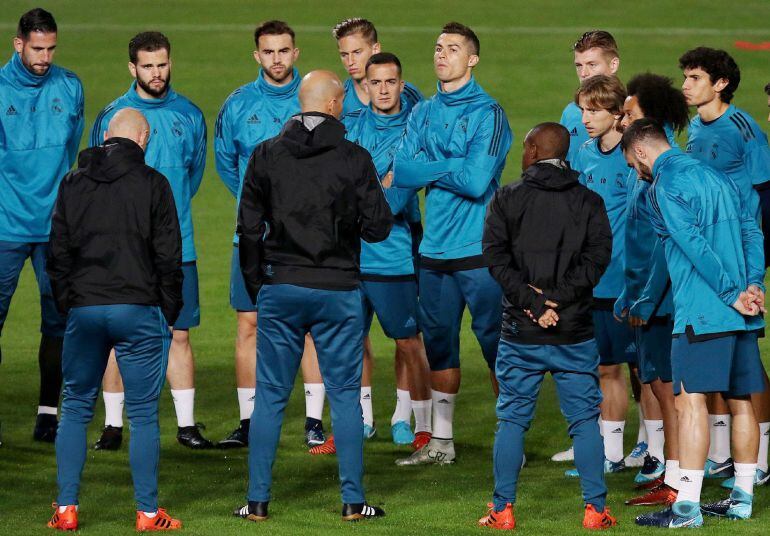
[106,108,150,150]
[299,70,345,117]
[521,122,571,170]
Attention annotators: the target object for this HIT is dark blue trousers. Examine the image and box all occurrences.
[493,338,606,511]
[0,240,65,338]
[56,305,170,512]
[418,267,502,370]
[248,284,365,504]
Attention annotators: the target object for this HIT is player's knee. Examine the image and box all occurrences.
[599,364,621,381]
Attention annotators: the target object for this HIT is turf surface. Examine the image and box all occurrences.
[1,0,770,533]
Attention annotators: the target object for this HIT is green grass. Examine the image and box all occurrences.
[2,0,770,533]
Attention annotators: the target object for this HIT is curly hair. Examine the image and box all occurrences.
[627,73,690,134]
[679,47,740,104]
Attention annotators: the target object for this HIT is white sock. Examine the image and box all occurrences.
[707,414,731,462]
[103,391,124,427]
[676,468,704,504]
[304,383,325,421]
[644,419,665,461]
[170,388,195,427]
[412,399,432,434]
[664,459,680,490]
[38,405,57,416]
[391,389,412,426]
[758,422,770,472]
[143,510,157,518]
[733,462,757,496]
[360,387,374,427]
[598,416,603,435]
[601,420,625,463]
[58,505,78,513]
[237,387,255,421]
[432,390,456,440]
[637,405,647,443]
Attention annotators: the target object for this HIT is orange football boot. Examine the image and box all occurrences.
[582,504,617,530]
[478,502,515,530]
[412,431,432,451]
[309,434,336,455]
[136,508,182,531]
[625,483,677,506]
[48,504,78,531]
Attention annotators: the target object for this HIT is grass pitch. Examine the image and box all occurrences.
[1,1,770,533]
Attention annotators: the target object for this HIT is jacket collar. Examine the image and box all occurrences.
[434,76,481,106]
[4,52,51,88]
[652,147,684,179]
[256,68,301,98]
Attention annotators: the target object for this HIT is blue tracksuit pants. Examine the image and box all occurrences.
[0,241,66,338]
[56,304,170,512]
[248,284,366,504]
[493,338,606,511]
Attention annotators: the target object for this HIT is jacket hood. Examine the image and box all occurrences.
[78,137,146,183]
[522,161,580,191]
[280,112,346,157]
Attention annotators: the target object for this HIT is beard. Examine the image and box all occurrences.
[263,64,292,85]
[137,71,171,98]
[21,55,50,76]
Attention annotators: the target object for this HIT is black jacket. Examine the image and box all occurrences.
[237,113,393,297]
[482,161,612,345]
[47,137,183,325]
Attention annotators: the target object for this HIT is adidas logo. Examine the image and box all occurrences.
[249,395,255,401]
[764,430,770,436]
[247,114,259,124]
[404,317,416,327]
[305,390,312,396]
[656,426,664,432]
[680,476,692,483]
[437,399,450,404]
[570,127,577,135]
[611,428,623,434]
[714,421,727,427]
[6,105,17,116]
[362,394,371,400]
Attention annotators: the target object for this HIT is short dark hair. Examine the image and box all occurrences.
[366,52,402,77]
[627,73,690,133]
[764,82,770,95]
[573,30,619,59]
[621,118,668,152]
[575,75,627,115]
[332,18,377,44]
[17,8,57,39]
[441,21,480,56]
[679,47,740,103]
[254,20,295,48]
[129,32,171,64]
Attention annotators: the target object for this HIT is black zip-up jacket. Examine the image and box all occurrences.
[237,112,393,298]
[482,161,612,345]
[47,137,183,325]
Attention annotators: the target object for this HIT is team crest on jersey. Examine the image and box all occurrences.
[586,173,594,184]
[171,121,183,137]
[615,173,625,188]
[247,114,260,125]
[710,143,718,160]
[273,117,281,124]
[51,98,63,114]
[458,117,468,133]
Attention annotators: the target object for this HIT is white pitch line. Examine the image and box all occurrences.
[0,22,769,37]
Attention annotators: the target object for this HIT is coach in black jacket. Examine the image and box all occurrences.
[479,123,616,528]
[46,108,184,529]
[233,70,392,523]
